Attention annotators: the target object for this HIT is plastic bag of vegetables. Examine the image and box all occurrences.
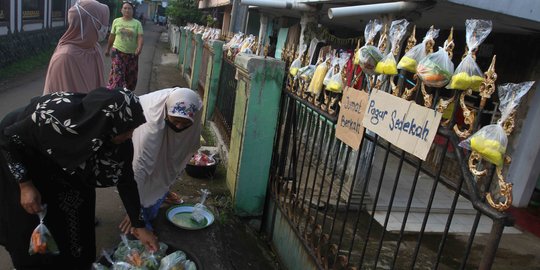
[28,205,60,255]
[159,251,196,270]
[297,65,316,82]
[307,56,329,95]
[289,44,307,76]
[417,46,454,88]
[398,28,439,73]
[375,19,409,75]
[325,52,350,93]
[459,81,535,166]
[449,19,492,91]
[355,20,383,75]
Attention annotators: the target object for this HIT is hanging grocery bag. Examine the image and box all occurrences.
[398,28,439,73]
[356,20,384,75]
[417,46,455,88]
[28,205,60,255]
[289,44,307,76]
[375,19,409,75]
[449,19,492,91]
[459,81,535,166]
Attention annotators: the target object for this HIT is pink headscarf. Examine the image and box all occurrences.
[43,0,109,94]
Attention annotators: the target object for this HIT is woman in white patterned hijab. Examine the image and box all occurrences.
[122,87,203,230]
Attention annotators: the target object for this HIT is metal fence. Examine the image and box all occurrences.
[265,28,512,269]
[213,55,237,146]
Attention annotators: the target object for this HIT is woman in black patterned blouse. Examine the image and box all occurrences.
[0,88,158,269]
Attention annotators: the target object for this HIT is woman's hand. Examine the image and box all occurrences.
[105,50,111,57]
[19,181,43,214]
[131,227,159,252]
[119,214,132,234]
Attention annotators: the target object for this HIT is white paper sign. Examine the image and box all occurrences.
[362,89,442,160]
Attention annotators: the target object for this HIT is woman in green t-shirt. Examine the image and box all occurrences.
[105,1,143,91]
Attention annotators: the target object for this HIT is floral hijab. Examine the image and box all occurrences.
[4,88,145,186]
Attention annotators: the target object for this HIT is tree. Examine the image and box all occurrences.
[166,0,204,26]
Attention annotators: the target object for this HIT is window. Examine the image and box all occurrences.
[22,0,42,20]
[0,0,8,22]
[52,0,65,20]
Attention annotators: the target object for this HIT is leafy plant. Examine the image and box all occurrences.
[166,0,204,26]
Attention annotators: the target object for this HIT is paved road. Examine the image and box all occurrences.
[0,23,166,268]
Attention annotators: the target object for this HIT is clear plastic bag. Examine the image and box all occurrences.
[356,20,383,75]
[92,263,110,270]
[114,234,144,267]
[159,250,196,270]
[398,28,440,73]
[375,19,409,75]
[417,47,454,87]
[449,19,492,91]
[323,56,337,86]
[192,189,211,224]
[289,44,307,76]
[298,65,316,82]
[307,57,329,95]
[325,53,350,93]
[28,205,60,255]
[459,81,535,166]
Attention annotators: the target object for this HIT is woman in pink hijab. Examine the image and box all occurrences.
[43,0,110,94]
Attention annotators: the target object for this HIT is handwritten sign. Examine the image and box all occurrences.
[362,89,442,160]
[336,87,369,150]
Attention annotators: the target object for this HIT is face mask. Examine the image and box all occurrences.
[165,118,191,133]
[95,22,108,42]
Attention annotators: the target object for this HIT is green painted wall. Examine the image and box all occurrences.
[229,53,285,216]
[178,28,187,68]
[201,40,224,124]
[190,33,204,90]
[263,201,319,270]
[182,31,193,81]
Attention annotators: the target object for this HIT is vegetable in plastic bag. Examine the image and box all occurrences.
[459,81,535,166]
[356,20,383,75]
[417,47,454,87]
[159,250,192,270]
[375,19,409,75]
[28,205,60,255]
[289,44,307,76]
[114,234,144,266]
[297,65,316,81]
[307,57,329,95]
[449,19,492,91]
[325,53,350,93]
[398,28,440,73]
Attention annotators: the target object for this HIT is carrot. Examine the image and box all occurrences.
[31,229,47,254]
[423,73,445,82]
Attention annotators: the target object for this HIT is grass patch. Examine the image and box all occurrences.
[0,48,54,82]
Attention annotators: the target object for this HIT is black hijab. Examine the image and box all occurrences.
[3,88,145,176]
